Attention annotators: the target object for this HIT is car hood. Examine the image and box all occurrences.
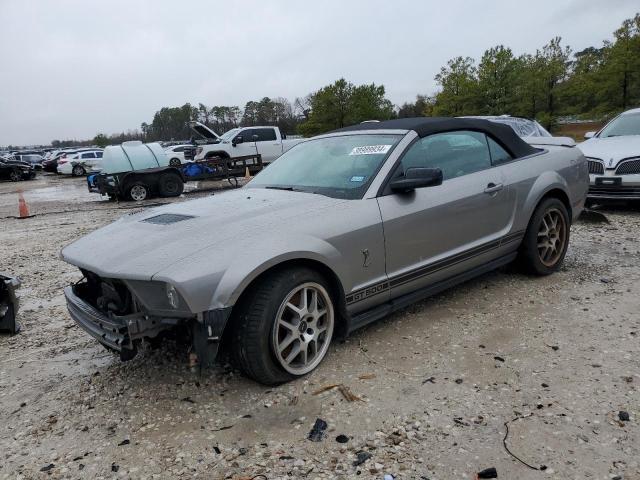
[61,188,347,280]
[579,135,640,166]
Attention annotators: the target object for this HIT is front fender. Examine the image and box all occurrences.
[211,234,348,309]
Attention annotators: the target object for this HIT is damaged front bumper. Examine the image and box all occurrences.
[63,284,232,364]
[0,273,21,334]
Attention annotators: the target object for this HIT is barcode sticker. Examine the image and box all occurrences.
[349,145,392,156]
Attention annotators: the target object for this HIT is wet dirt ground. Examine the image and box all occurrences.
[0,174,638,479]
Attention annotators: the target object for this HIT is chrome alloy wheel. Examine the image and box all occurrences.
[537,207,567,267]
[271,282,334,375]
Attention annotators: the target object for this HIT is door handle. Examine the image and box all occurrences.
[484,183,503,194]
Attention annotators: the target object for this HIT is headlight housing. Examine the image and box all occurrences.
[166,284,179,309]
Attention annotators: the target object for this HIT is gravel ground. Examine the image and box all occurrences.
[0,174,638,480]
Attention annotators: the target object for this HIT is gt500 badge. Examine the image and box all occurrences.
[349,145,392,155]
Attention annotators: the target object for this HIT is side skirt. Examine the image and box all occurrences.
[346,252,517,334]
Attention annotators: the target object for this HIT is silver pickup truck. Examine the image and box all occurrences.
[61,117,588,384]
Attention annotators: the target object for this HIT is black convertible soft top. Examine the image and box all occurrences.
[332,117,539,159]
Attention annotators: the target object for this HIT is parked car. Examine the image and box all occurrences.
[13,153,45,170]
[464,115,575,146]
[164,144,196,166]
[57,149,104,176]
[0,157,35,181]
[190,123,304,164]
[579,107,640,202]
[43,148,81,173]
[87,141,184,201]
[61,117,588,384]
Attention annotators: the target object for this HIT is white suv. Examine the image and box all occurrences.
[57,149,104,176]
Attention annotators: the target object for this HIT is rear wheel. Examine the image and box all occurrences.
[519,198,570,275]
[231,267,335,385]
[9,170,21,182]
[72,165,86,176]
[158,172,184,197]
[126,182,149,201]
[169,158,181,166]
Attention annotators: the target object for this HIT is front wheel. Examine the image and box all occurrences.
[169,158,181,166]
[72,165,86,176]
[126,182,149,201]
[519,198,570,275]
[231,268,335,385]
[9,170,21,182]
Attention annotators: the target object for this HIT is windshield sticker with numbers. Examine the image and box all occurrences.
[348,145,392,156]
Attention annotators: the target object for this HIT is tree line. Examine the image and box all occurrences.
[48,12,639,147]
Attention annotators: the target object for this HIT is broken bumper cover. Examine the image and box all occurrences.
[64,285,131,351]
[0,273,21,334]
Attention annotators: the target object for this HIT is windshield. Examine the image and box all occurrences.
[247,134,402,199]
[599,113,640,138]
[220,128,240,141]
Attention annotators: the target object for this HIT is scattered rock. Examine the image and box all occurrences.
[40,464,55,472]
[336,434,349,443]
[619,411,630,422]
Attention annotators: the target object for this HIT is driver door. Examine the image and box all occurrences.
[377,130,514,300]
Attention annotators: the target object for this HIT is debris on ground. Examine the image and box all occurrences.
[307,418,328,442]
[352,451,372,466]
[0,272,21,334]
[476,466,498,478]
[312,383,363,402]
[619,411,630,422]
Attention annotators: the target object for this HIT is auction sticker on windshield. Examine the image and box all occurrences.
[349,145,392,156]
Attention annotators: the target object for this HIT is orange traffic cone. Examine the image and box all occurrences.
[18,192,31,218]
[244,167,252,180]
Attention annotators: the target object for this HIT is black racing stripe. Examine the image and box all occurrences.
[346,230,525,306]
[389,239,500,288]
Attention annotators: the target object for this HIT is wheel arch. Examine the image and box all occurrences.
[205,150,230,159]
[225,257,349,339]
[524,172,573,226]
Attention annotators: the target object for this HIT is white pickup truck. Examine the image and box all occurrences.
[188,122,304,164]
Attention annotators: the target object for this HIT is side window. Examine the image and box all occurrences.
[399,130,491,180]
[236,129,254,143]
[174,146,184,152]
[256,128,277,141]
[81,152,95,159]
[95,151,103,158]
[487,137,512,165]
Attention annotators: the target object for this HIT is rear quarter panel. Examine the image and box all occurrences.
[505,147,587,234]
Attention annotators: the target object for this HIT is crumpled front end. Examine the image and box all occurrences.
[64,269,232,364]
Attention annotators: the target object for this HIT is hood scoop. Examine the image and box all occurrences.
[142,214,196,225]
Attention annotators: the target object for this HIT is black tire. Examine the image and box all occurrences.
[231,267,335,385]
[9,170,21,182]
[158,172,184,197]
[169,158,181,166]
[125,181,149,201]
[519,197,570,275]
[72,165,86,176]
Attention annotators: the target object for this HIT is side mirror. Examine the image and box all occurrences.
[390,167,443,193]
[584,131,596,140]
[232,135,243,147]
[252,134,259,142]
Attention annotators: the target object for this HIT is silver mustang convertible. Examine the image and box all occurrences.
[61,118,588,385]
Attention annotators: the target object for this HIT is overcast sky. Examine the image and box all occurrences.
[1,0,638,146]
